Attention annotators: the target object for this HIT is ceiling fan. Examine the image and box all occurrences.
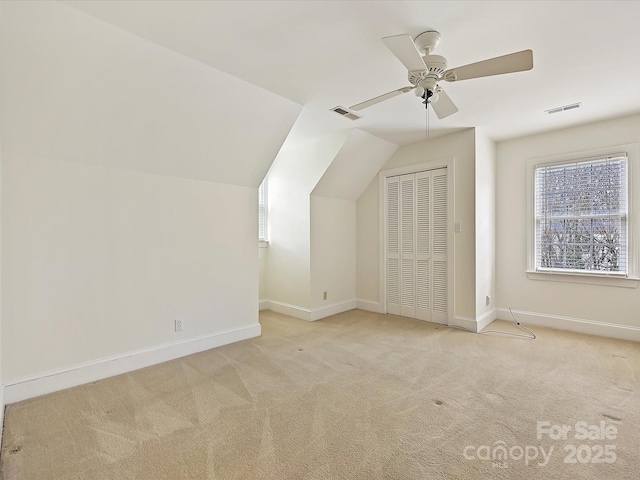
[350,31,533,119]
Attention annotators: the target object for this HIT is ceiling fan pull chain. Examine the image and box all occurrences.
[426,103,430,139]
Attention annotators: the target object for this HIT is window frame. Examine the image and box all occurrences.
[258,178,268,247]
[526,143,640,288]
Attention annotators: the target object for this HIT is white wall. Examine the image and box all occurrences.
[0,1,300,392]
[475,130,496,320]
[356,179,380,306]
[0,133,4,435]
[265,133,348,310]
[259,246,268,304]
[3,157,258,380]
[310,196,356,311]
[264,129,396,318]
[496,113,640,331]
[309,129,395,315]
[356,129,477,319]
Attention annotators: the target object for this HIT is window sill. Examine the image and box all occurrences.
[526,270,639,288]
[259,240,269,249]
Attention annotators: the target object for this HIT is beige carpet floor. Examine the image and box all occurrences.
[1,309,639,479]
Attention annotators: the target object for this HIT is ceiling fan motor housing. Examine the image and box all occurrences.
[423,54,447,76]
[408,54,447,95]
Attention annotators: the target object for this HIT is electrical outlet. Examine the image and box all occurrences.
[175,318,184,332]
[455,222,461,233]
[323,291,328,300]
[486,295,491,306]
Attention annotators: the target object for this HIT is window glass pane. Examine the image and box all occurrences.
[258,179,267,242]
[535,156,627,274]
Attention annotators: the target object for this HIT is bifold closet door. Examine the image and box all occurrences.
[386,168,447,322]
[430,168,448,323]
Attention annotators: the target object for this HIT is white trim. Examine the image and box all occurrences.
[526,143,640,280]
[263,300,311,321]
[356,298,382,313]
[378,158,455,324]
[258,178,268,243]
[259,299,270,311]
[0,386,4,447]
[3,324,261,404]
[477,308,497,331]
[450,310,496,333]
[496,307,640,343]
[262,299,357,321]
[526,271,639,288]
[454,315,479,332]
[310,299,356,321]
[378,172,386,313]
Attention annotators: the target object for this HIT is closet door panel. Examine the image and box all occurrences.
[399,174,416,318]
[432,168,448,323]
[415,171,431,321]
[386,177,401,315]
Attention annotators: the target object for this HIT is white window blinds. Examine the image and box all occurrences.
[258,179,267,242]
[534,154,627,275]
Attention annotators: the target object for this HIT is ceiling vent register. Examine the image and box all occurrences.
[545,102,582,114]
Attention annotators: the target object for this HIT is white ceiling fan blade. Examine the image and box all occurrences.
[350,86,415,111]
[382,34,427,72]
[443,49,533,82]
[430,88,458,119]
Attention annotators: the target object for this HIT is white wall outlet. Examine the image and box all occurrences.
[486,295,491,306]
[323,291,328,300]
[175,318,184,332]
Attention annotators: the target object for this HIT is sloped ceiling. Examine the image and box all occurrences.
[62,0,640,146]
[312,130,398,201]
[1,1,301,187]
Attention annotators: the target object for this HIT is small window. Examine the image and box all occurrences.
[534,154,627,275]
[258,179,268,243]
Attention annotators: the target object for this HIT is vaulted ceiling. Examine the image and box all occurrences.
[63,1,640,147]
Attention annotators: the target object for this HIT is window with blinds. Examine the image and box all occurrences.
[258,179,267,242]
[534,154,627,275]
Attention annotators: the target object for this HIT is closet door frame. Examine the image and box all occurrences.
[378,158,455,324]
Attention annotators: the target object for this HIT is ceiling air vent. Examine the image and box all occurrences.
[331,106,361,121]
[545,102,582,114]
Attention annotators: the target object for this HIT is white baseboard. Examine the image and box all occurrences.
[259,299,269,311]
[496,307,640,343]
[262,299,356,321]
[477,308,497,332]
[451,309,497,333]
[0,385,4,448]
[310,299,356,321]
[454,315,479,332]
[3,323,261,405]
[356,298,382,313]
[264,300,311,321]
